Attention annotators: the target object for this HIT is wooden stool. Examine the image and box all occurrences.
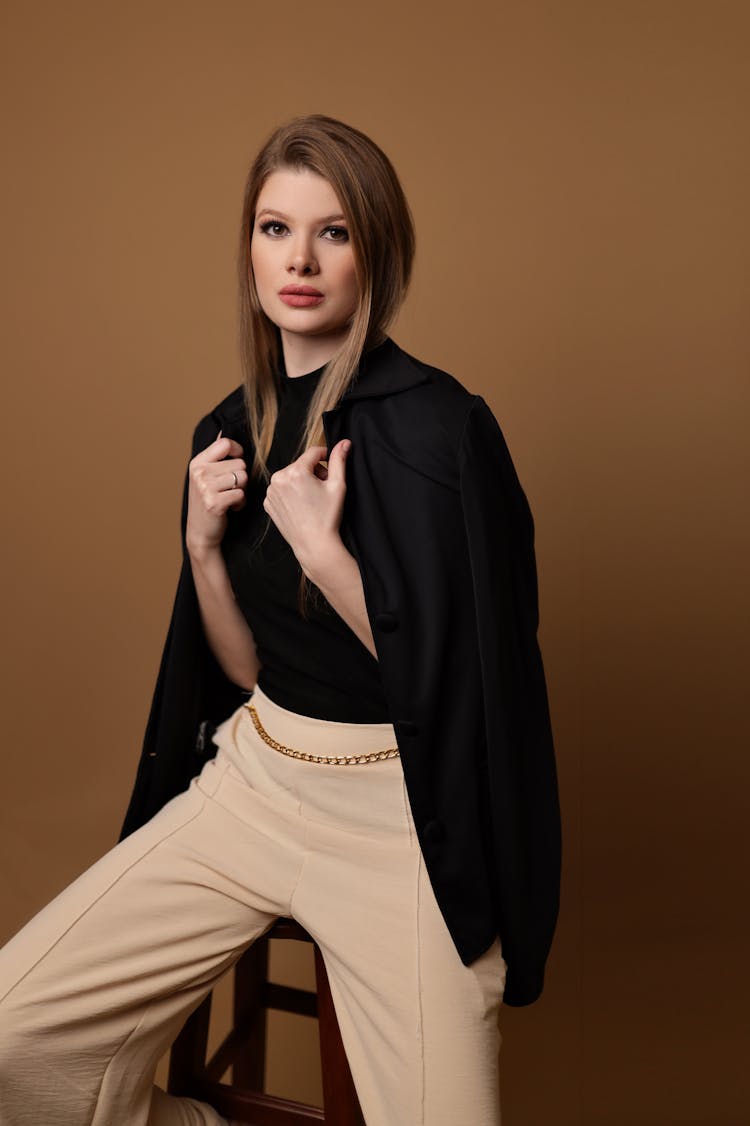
[167,917,366,1125]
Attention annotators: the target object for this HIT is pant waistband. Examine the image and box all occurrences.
[244,684,400,765]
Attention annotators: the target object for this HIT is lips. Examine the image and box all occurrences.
[278,284,325,308]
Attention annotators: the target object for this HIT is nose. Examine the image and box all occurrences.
[286,233,319,277]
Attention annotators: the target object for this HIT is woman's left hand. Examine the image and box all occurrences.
[262,439,352,579]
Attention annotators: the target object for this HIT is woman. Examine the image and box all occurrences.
[0,114,562,1125]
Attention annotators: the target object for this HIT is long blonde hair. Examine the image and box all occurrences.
[236,114,415,617]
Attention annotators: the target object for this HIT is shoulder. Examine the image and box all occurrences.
[188,384,247,455]
[197,383,245,427]
[388,340,476,408]
[340,341,489,489]
[394,344,514,443]
[376,339,489,455]
[375,343,529,501]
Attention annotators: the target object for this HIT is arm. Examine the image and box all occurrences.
[260,440,378,661]
[182,420,262,692]
[187,543,261,692]
[302,537,378,661]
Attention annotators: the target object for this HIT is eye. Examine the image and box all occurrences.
[258,219,288,237]
[323,226,349,242]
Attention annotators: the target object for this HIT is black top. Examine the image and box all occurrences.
[222,360,391,721]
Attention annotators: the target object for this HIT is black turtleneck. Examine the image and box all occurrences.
[221,361,390,722]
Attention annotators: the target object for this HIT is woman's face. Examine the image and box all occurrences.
[250,167,359,352]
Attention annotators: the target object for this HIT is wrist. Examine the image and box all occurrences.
[187,539,224,566]
[299,534,348,586]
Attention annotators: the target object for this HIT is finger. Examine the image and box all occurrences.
[215,458,246,478]
[214,435,244,453]
[326,438,351,483]
[295,445,329,471]
[190,460,246,502]
[196,436,244,462]
[217,467,243,491]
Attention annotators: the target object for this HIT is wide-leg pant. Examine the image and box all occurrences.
[0,684,507,1125]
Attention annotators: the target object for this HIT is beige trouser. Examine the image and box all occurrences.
[0,684,506,1125]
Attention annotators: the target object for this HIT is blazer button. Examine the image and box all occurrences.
[394,719,420,738]
[423,819,445,844]
[374,610,398,632]
[195,719,215,756]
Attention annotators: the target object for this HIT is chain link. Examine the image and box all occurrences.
[244,703,400,765]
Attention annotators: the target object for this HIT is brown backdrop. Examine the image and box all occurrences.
[1,2,748,1123]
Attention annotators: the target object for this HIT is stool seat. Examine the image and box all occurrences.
[168,917,365,1125]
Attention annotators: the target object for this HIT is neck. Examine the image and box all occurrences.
[280,327,349,378]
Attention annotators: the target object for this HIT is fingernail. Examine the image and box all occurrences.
[217,429,223,440]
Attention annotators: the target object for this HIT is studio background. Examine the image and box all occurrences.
[1,2,747,1124]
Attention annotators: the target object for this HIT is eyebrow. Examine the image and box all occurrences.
[255,208,347,225]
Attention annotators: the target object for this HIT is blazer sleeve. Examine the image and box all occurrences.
[458,394,562,1004]
[118,412,245,839]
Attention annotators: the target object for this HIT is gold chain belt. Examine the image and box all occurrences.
[244,703,400,765]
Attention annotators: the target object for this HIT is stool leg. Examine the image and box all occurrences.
[313,945,365,1126]
[232,936,270,1089]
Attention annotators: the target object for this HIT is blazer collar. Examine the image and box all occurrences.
[339,337,431,403]
[218,336,431,428]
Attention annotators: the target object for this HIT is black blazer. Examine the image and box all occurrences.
[119,337,562,1008]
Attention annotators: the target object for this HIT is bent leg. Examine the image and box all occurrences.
[0,748,306,1126]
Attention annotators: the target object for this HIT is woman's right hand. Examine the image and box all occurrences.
[185,431,247,556]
